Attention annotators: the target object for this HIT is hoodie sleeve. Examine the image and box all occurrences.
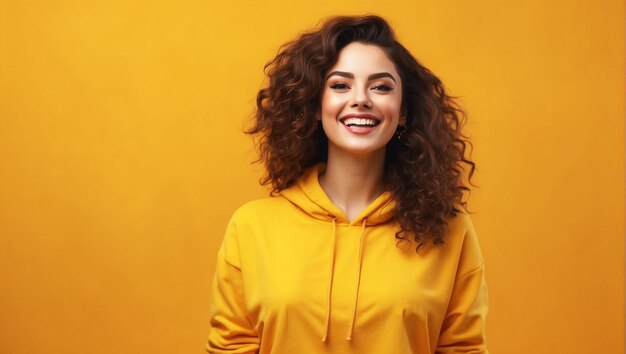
[435,216,489,354]
[206,218,260,354]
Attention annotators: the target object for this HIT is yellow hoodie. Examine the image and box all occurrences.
[206,164,488,353]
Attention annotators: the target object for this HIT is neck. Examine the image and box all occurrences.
[318,144,386,222]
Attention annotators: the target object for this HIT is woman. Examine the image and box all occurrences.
[206,15,488,354]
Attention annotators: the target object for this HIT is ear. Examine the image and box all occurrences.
[399,115,406,126]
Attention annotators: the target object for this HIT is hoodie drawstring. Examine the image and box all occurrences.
[321,217,337,342]
[346,218,367,341]
[321,217,369,342]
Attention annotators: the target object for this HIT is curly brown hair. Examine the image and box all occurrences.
[247,14,476,250]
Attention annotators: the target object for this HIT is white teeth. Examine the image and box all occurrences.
[342,117,378,126]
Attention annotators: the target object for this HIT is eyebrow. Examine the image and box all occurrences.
[325,71,397,83]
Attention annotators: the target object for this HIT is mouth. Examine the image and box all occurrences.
[339,115,381,128]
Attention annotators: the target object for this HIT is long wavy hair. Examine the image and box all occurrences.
[247,15,476,250]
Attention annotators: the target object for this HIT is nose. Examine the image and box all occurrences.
[350,86,372,108]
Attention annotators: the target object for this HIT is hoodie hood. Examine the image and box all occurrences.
[280,163,396,226]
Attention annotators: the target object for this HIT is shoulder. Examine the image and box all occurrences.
[229,196,291,222]
[219,197,288,262]
[446,212,476,237]
[444,212,485,276]
[226,196,296,232]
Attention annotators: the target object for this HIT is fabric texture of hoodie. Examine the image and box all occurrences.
[206,163,488,353]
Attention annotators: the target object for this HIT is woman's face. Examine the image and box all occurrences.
[320,42,403,157]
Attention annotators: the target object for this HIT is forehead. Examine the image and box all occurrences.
[328,42,399,78]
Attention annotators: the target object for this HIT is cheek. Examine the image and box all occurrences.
[370,98,402,121]
[321,93,344,116]
[386,100,401,114]
[387,95,403,111]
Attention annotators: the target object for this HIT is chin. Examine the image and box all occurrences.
[335,143,389,156]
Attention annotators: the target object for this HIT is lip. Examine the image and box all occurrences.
[338,113,381,135]
[339,113,380,122]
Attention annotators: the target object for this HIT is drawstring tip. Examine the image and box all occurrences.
[345,335,352,341]
[321,336,327,342]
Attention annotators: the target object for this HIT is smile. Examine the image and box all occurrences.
[338,115,381,134]
[340,117,380,127]
[339,113,382,128]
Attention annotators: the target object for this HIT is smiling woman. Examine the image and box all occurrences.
[206,15,488,354]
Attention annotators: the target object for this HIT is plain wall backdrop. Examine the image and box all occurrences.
[0,1,624,353]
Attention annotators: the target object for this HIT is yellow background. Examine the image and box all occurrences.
[1,1,624,353]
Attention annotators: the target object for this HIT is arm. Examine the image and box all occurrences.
[436,216,489,354]
[436,264,488,353]
[206,220,260,354]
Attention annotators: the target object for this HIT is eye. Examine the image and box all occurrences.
[330,82,350,90]
[372,84,393,92]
